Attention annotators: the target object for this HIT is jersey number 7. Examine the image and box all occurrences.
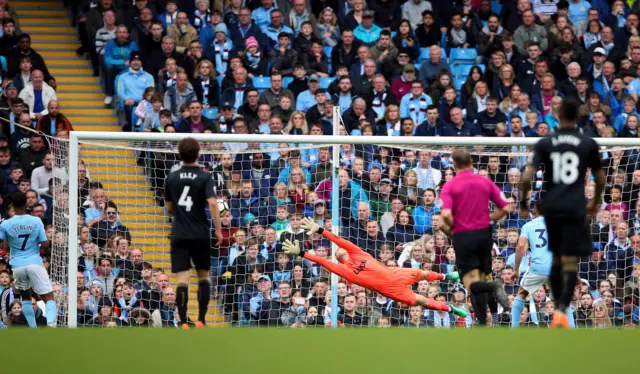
[18,234,30,251]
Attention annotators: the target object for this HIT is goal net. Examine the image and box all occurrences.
[48,127,640,328]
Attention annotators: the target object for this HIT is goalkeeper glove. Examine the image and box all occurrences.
[283,239,304,257]
[221,271,232,280]
[300,217,322,236]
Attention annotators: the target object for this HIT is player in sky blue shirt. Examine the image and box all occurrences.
[0,192,56,327]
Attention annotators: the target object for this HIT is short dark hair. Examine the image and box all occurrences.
[452,148,472,168]
[178,137,200,163]
[11,191,27,209]
[559,98,580,123]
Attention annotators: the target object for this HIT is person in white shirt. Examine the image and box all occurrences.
[412,150,442,190]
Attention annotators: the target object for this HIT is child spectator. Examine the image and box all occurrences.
[243,36,267,78]
[317,7,340,47]
[134,87,157,130]
[271,205,290,235]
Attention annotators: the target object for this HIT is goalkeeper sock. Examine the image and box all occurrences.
[22,300,37,328]
[424,298,451,312]
[45,300,57,326]
[487,292,498,314]
[197,279,211,323]
[424,272,445,281]
[176,284,189,324]
[511,296,525,328]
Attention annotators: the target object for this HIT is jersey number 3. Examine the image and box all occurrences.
[178,186,194,212]
[550,151,579,185]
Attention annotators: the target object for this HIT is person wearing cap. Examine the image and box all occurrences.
[264,9,294,49]
[583,26,624,68]
[202,23,233,76]
[243,36,268,77]
[390,61,416,101]
[353,10,382,47]
[102,25,139,105]
[295,73,329,112]
[115,51,154,131]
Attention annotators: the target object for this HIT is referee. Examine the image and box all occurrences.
[165,137,223,329]
[440,148,509,325]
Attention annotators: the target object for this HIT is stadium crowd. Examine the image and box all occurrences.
[2,0,640,328]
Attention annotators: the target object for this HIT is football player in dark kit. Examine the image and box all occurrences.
[520,98,605,328]
[165,137,222,329]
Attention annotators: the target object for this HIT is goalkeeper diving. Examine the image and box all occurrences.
[283,218,468,317]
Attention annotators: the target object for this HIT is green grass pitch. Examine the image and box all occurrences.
[4,328,636,373]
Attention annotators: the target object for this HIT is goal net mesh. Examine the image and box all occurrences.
[48,133,640,328]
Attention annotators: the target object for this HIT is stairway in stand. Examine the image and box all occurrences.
[13,0,225,326]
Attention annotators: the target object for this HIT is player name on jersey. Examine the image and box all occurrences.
[551,135,581,147]
[179,172,198,180]
[10,224,37,234]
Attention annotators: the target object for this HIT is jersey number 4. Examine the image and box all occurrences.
[550,151,579,185]
[178,186,194,212]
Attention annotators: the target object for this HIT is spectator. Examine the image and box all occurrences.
[102,25,139,106]
[35,100,73,137]
[403,0,433,31]
[17,133,47,178]
[116,52,155,130]
[18,70,56,120]
[284,0,319,37]
[419,46,450,87]
[91,203,132,249]
[163,71,195,121]
[29,153,53,196]
[167,12,197,55]
[353,10,382,47]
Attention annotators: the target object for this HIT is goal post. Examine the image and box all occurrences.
[59,125,640,328]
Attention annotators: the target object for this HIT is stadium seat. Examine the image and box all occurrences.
[203,107,218,120]
[453,64,486,80]
[252,76,271,93]
[492,0,502,14]
[454,78,465,93]
[391,31,397,38]
[449,48,477,66]
[419,47,447,63]
[324,46,333,62]
[319,77,336,89]
[283,76,293,87]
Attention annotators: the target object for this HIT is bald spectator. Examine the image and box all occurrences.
[93,10,118,77]
[146,36,181,81]
[418,46,450,87]
[151,286,178,327]
[35,100,73,137]
[18,70,57,120]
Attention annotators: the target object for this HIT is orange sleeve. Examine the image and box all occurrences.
[303,252,355,281]
[321,229,364,256]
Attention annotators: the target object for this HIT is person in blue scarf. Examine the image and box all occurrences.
[243,36,268,77]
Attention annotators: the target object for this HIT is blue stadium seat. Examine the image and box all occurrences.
[419,47,447,63]
[319,76,336,89]
[449,48,477,66]
[453,64,486,80]
[324,46,333,62]
[454,78,465,93]
[217,75,224,95]
[391,31,397,38]
[283,76,293,87]
[491,0,502,14]
[252,76,271,93]
[203,107,218,120]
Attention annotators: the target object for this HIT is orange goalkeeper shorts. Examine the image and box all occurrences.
[377,268,422,306]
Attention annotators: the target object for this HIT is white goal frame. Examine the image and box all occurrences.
[66,118,640,328]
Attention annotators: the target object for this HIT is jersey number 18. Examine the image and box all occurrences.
[178,186,194,212]
[550,151,579,185]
